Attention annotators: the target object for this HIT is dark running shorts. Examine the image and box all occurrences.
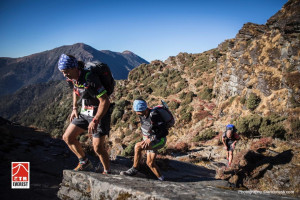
[226,140,234,152]
[72,108,111,138]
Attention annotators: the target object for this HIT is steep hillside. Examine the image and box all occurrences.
[0,0,299,195]
[0,43,149,96]
[0,80,72,136]
[211,0,300,137]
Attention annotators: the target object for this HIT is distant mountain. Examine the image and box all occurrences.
[0,43,149,96]
[0,0,299,195]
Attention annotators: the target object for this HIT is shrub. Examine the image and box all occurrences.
[175,80,188,94]
[111,109,123,124]
[181,112,192,122]
[168,101,180,110]
[180,105,194,115]
[121,142,136,157]
[246,93,261,111]
[195,80,203,87]
[193,128,216,142]
[290,117,300,139]
[181,91,194,106]
[111,100,128,124]
[259,124,286,139]
[121,138,142,157]
[127,93,133,100]
[289,96,300,108]
[235,114,262,137]
[234,114,287,139]
[79,134,89,143]
[180,105,193,122]
[199,87,213,100]
[259,114,286,139]
[240,96,246,105]
[179,92,186,100]
[144,86,153,94]
[128,114,139,126]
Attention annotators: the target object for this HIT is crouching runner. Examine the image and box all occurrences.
[120,98,167,181]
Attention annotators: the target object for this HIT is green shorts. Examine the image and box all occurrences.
[143,136,166,153]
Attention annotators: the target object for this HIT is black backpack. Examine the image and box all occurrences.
[85,61,115,95]
[150,100,175,129]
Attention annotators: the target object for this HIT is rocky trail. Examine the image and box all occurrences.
[1,121,297,199]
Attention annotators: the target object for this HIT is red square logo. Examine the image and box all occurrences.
[11,162,30,189]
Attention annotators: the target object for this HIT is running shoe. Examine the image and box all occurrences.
[73,160,94,171]
[120,167,138,176]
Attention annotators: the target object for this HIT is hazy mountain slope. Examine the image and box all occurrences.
[0,43,149,96]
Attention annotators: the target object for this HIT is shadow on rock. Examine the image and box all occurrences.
[111,156,219,183]
[225,149,294,188]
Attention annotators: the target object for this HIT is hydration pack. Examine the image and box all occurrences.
[85,61,115,95]
[151,100,175,129]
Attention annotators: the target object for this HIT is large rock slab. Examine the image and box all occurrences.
[58,170,294,200]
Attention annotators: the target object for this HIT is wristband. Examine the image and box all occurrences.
[92,118,99,124]
[73,107,77,110]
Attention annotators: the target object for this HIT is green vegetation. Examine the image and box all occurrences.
[234,114,287,139]
[235,115,262,137]
[259,114,286,139]
[168,101,180,110]
[111,99,129,125]
[192,53,217,73]
[181,91,194,106]
[240,96,246,105]
[199,87,213,100]
[180,105,194,122]
[195,80,203,87]
[246,93,261,110]
[192,128,216,142]
[121,137,142,157]
[121,142,136,157]
[79,134,89,143]
[290,117,300,139]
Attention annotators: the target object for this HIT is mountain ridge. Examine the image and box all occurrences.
[0,0,299,195]
[0,43,149,96]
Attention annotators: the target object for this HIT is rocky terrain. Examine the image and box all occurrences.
[0,43,149,96]
[106,0,300,196]
[4,117,290,200]
[0,0,299,199]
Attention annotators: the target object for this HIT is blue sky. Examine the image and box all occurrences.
[0,0,287,62]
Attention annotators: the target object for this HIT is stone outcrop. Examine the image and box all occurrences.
[58,170,291,200]
[212,0,300,113]
[266,0,300,33]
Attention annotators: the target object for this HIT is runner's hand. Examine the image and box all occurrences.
[141,139,151,149]
[231,143,235,150]
[88,121,98,136]
[70,110,78,122]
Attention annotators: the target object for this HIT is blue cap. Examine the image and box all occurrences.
[58,54,78,71]
[133,100,147,112]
